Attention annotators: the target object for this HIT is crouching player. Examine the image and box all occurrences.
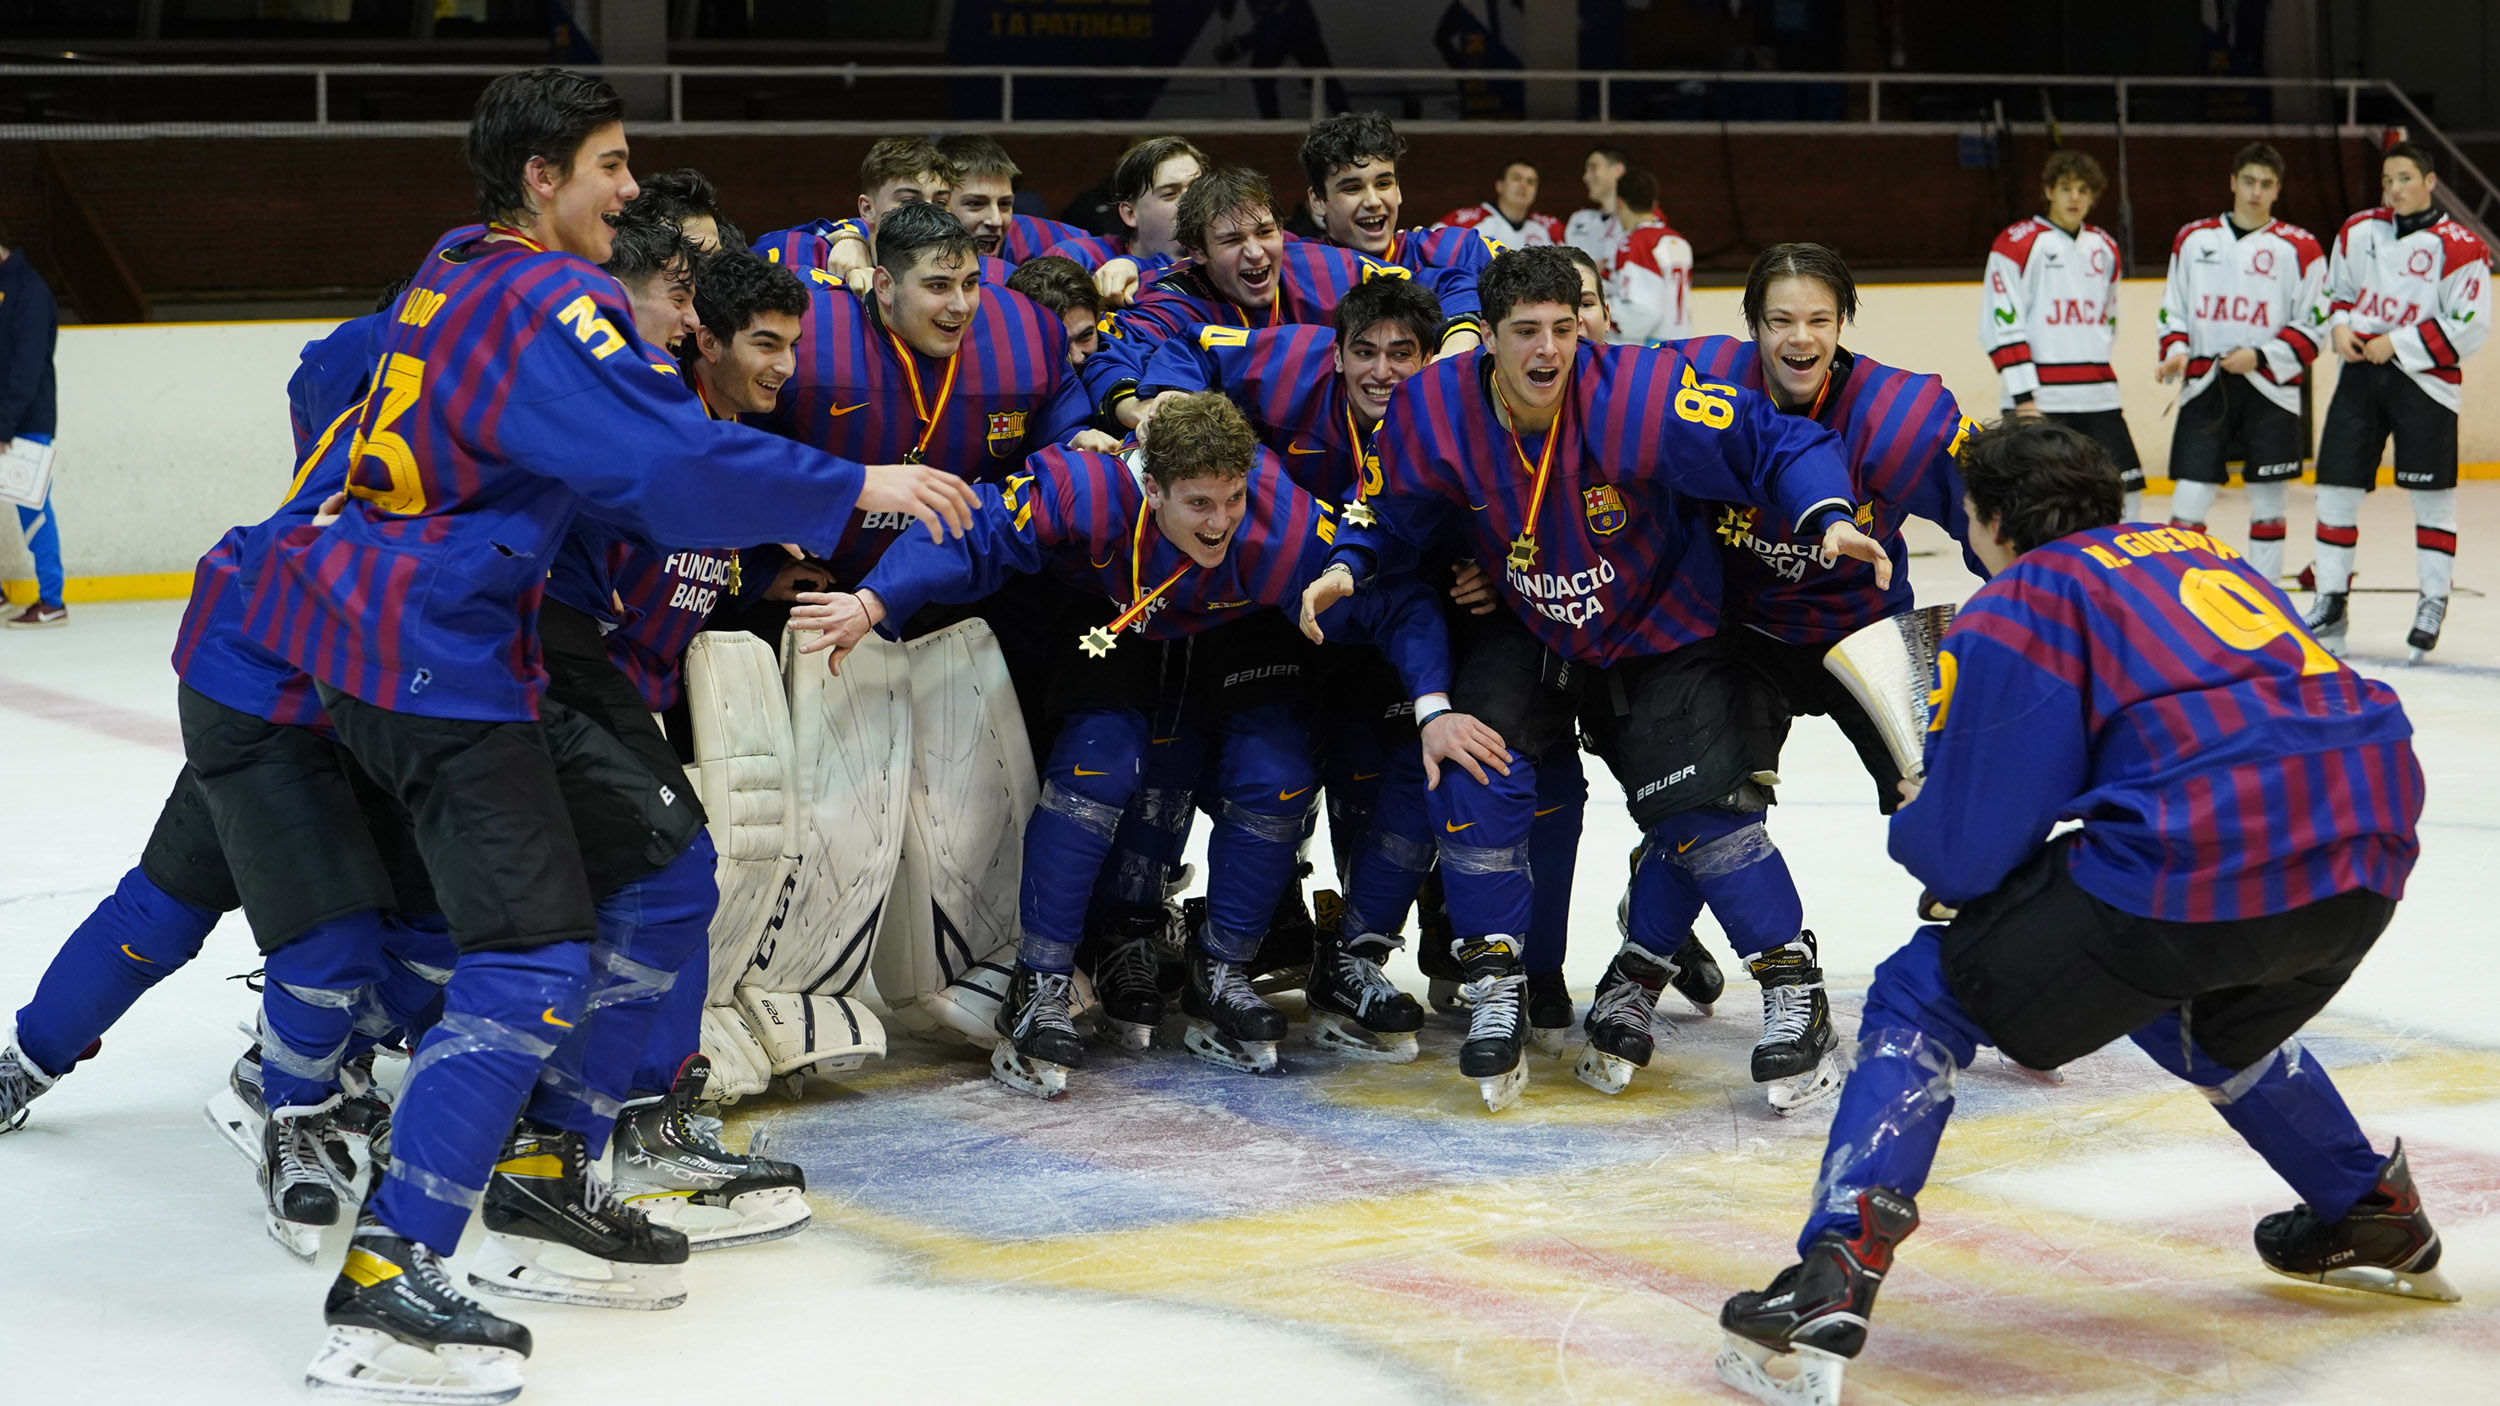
[1716,419,2449,1406]
[791,393,1489,1097]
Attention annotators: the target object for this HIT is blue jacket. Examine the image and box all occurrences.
[0,248,59,442]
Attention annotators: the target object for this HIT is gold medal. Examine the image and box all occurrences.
[884,325,960,466]
[726,551,742,596]
[1080,625,1118,658]
[1342,499,1376,528]
[1508,532,1538,570]
[1493,367,1568,578]
[1080,497,1198,658]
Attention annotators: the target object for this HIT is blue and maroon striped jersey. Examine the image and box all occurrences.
[755,218,1014,287]
[1895,523,2421,920]
[1336,341,1855,665]
[1037,232,1178,278]
[1135,323,1369,503]
[544,517,735,712]
[755,277,1076,584]
[288,312,385,458]
[1301,224,1495,301]
[999,212,1089,267]
[858,444,1450,698]
[244,225,873,722]
[1081,241,1465,416]
[1674,336,1978,643]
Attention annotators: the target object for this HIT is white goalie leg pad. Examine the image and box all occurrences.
[682,631,799,1006]
[306,1327,526,1404]
[696,1004,773,1106]
[762,627,910,1000]
[915,958,1015,1050]
[873,620,1039,1039]
[1715,1338,1847,1406]
[734,986,887,1092]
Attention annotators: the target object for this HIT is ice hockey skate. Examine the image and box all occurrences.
[1716,1188,1920,1406]
[1455,936,1529,1112]
[990,962,1084,1099]
[1576,942,1672,1095]
[307,1219,531,1403]
[1750,935,1846,1116]
[2303,590,2349,657]
[1415,886,1468,1017]
[468,1124,689,1310]
[613,1055,811,1252]
[2408,595,2447,664]
[1525,971,1572,1057]
[1083,911,1168,1052]
[1180,936,1287,1075]
[264,1093,351,1262]
[1663,931,1725,1015]
[207,1043,365,1193]
[1304,927,1422,1063]
[2255,1139,2460,1302]
[0,1031,59,1134]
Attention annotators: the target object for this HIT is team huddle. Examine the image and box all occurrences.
[0,67,2467,1406]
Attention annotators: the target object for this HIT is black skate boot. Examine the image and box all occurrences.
[2255,1139,2459,1301]
[1305,924,1424,1063]
[1526,971,1574,1058]
[1456,936,1530,1113]
[208,1041,362,1189]
[471,1123,690,1310]
[2407,595,2447,664]
[1664,931,1726,1015]
[308,1217,532,1403]
[2304,589,2349,657]
[1716,1188,1920,1406]
[1749,935,1845,1116]
[1576,942,1673,1095]
[1083,910,1168,1052]
[0,1033,60,1134]
[1248,875,1320,992]
[991,962,1086,1099]
[614,1055,811,1252]
[264,1094,348,1261]
[1181,936,1288,1075]
[1415,881,1466,1018]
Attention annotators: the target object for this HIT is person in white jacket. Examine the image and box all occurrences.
[2154,141,2329,585]
[2305,140,2492,661]
[1977,151,2144,519]
[1608,168,1692,346]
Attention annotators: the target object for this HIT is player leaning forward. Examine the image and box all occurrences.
[1304,246,1890,1113]
[1716,419,2451,1406]
[2305,140,2490,661]
[249,69,974,1401]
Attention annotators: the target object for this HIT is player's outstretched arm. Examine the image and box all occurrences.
[787,588,882,672]
[1822,520,1893,590]
[856,462,979,544]
[1299,562,1357,642]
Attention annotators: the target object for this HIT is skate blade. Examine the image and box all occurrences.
[635,1187,812,1252]
[1099,1015,1158,1054]
[204,1088,264,1168]
[2268,1260,2463,1304]
[1529,1024,1571,1059]
[1182,1021,1284,1075]
[306,1326,525,1404]
[1714,1335,1846,1406]
[1307,1011,1419,1064]
[988,1042,1070,1099]
[467,1236,687,1311]
[1476,1058,1528,1114]
[1680,996,1717,1018]
[2408,646,2432,666]
[268,1210,329,1263]
[1573,1043,1638,1096]
[1767,1051,1850,1118]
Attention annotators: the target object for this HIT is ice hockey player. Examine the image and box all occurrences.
[789,392,1487,1097]
[1626,242,1976,1106]
[1977,150,2146,520]
[1608,168,1692,346]
[2305,139,2490,661]
[1436,158,1564,249]
[1297,110,1495,343]
[1042,134,1207,302]
[242,68,974,1400]
[1305,247,1888,1113]
[1717,418,2450,1406]
[1006,254,1106,369]
[2154,142,2327,588]
[1562,145,1630,277]
[935,133,1089,268]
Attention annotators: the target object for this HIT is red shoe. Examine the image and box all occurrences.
[3,601,66,629]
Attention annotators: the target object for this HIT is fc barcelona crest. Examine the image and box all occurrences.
[987,409,1028,457]
[1582,483,1628,536]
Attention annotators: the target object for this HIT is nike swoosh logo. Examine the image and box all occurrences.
[121,944,153,964]
[1090,555,1118,569]
[1073,767,1108,776]
[829,403,870,417]
[1285,442,1327,455]
[541,1007,575,1028]
[1280,786,1312,801]
[1677,837,1699,852]
[1350,772,1381,781]
[1534,806,1566,817]
[1445,821,1475,832]
[1469,502,1489,512]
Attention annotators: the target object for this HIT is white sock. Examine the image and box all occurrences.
[2123,488,2145,523]
[2167,479,2218,529]
[2312,484,2367,595]
[2413,487,2458,600]
[2245,480,2289,583]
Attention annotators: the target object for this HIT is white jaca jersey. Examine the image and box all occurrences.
[1565,207,1624,277]
[1977,216,2125,413]
[1612,221,1693,345]
[2325,207,2492,413]
[2155,214,2328,417]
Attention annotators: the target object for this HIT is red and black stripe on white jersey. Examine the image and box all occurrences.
[1977,216,2125,413]
[2155,214,2328,417]
[2324,207,2491,413]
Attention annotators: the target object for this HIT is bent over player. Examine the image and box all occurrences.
[1716,419,2448,1406]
